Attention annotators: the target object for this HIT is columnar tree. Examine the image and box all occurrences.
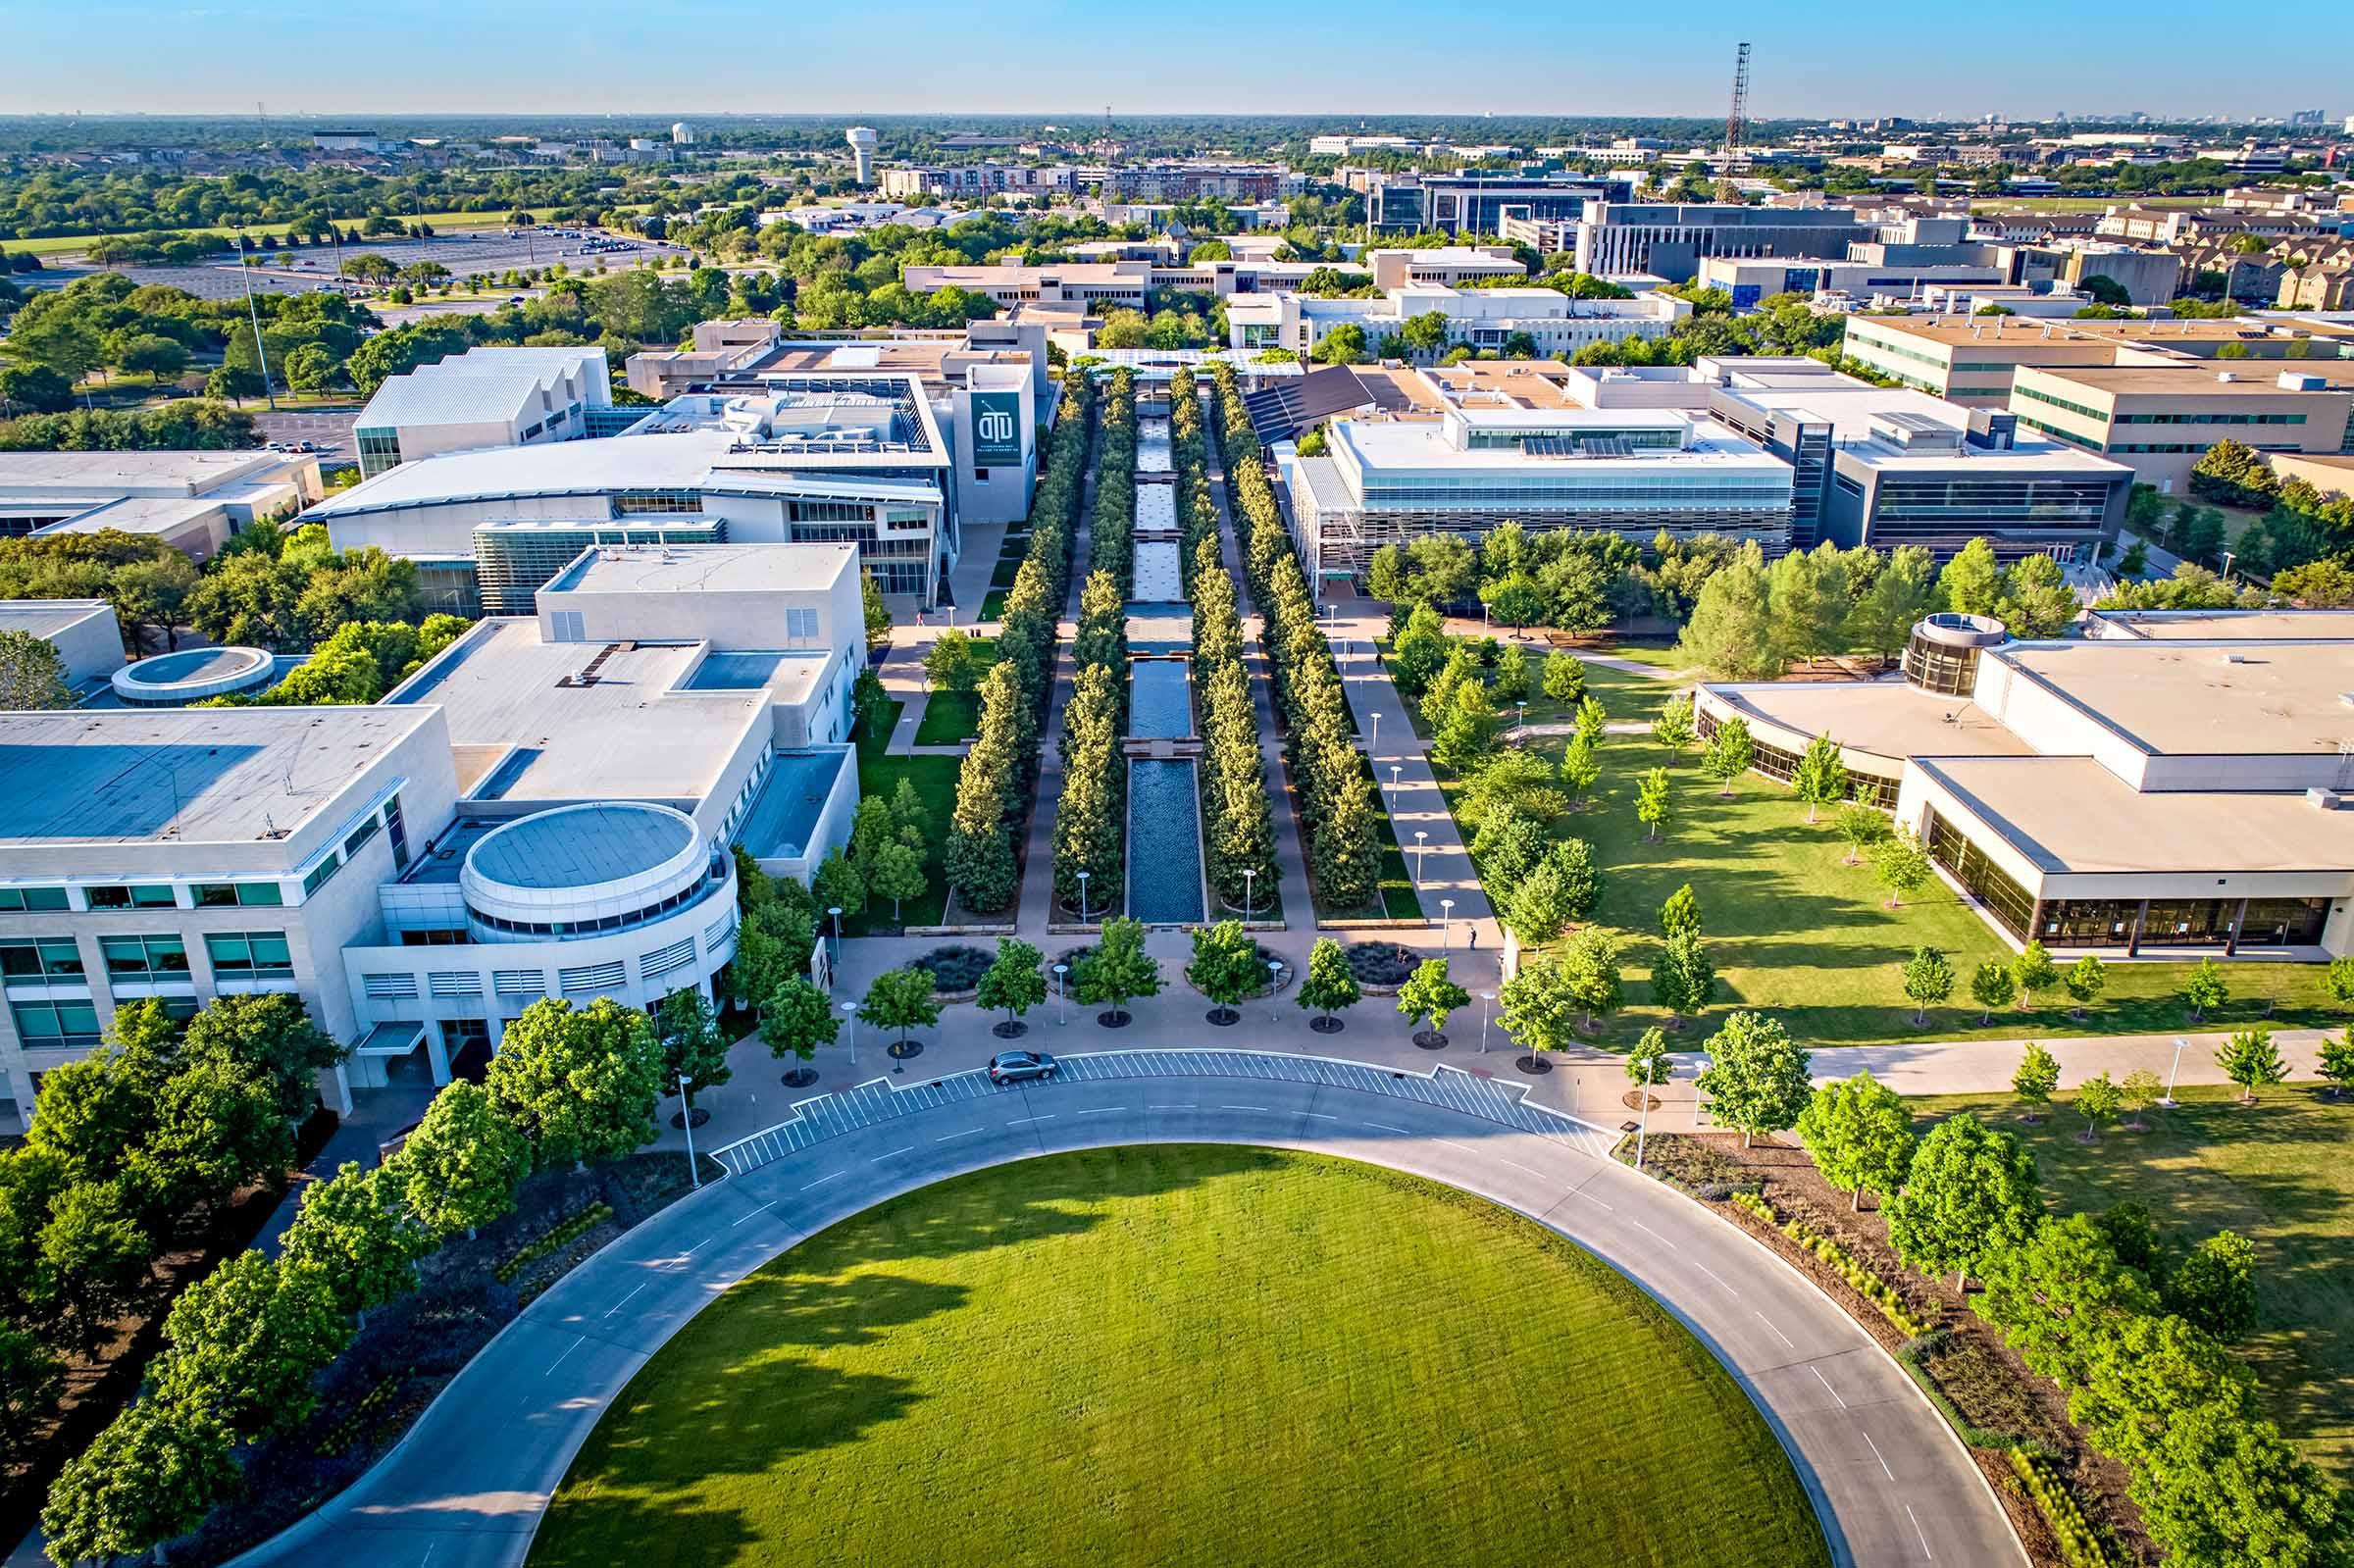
[1541,651,1585,704]
[1970,960,2018,1024]
[2065,954,2109,1019]
[1659,884,1702,941]
[1626,1027,1674,1093]
[655,987,732,1109]
[1651,692,1697,753]
[1561,927,1623,1033]
[1187,921,1264,1025]
[1796,1072,1916,1210]
[1650,931,1716,1029]
[1634,767,1672,842]
[2011,939,2059,1011]
[1560,732,1601,807]
[1694,1012,1812,1148]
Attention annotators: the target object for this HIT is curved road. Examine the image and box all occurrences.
[230,1052,2019,1568]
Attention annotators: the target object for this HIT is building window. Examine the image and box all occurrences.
[0,938,83,984]
[356,428,403,473]
[1922,808,2037,940]
[2039,899,2140,948]
[1902,634,1983,696]
[99,935,189,980]
[0,886,70,913]
[2240,897,2328,947]
[344,815,382,859]
[192,882,285,908]
[785,607,819,643]
[301,852,342,898]
[205,931,293,978]
[2139,899,2235,947]
[12,999,101,1048]
[83,885,176,910]
[384,795,410,870]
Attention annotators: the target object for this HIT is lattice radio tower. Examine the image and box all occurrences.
[1723,42,1752,156]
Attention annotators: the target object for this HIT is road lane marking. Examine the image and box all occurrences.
[1075,1107,1126,1115]
[545,1340,581,1377]
[1436,1138,1479,1155]
[678,1236,712,1259]
[1148,1103,1197,1111]
[934,1127,985,1142]
[1811,1365,1850,1409]
[1694,1262,1737,1295]
[870,1146,915,1162]
[1629,1219,1676,1248]
[1754,1310,1796,1349]
[729,1200,776,1227]
[1906,1504,1934,1560]
[1861,1430,1894,1482]
[603,1283,648,1319]
[1301,1112,1340,1121]
[799,1171,845,1190]
[1006,1115,1054,1126]
[1570,1187,1615,1213]
[1220,1104,1269,1112]
[1501,1159,1550,1181]
[1362,1121,1412,1134]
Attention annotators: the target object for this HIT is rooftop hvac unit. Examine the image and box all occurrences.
[2308,788,2347,811]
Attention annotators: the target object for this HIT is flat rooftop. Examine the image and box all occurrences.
[1999,639,2354,758]
[543,541,855,598]
[1706,680,2033,764]
[1919,755,2354,876]
[0,706,438,847]
[1331,417,1792,480]
[1852,316,2279,350]
[388,619,766,806]
[0,449,296,496]
[1370,361,1587,413]
[2092,610,2354,641]
[2016,364,2354,396]
[0,599,113,639]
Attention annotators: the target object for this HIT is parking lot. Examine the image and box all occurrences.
[252,409,361,466]
[21,228,687,305]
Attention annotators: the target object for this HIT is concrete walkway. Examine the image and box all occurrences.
[227,1055,2021,1568]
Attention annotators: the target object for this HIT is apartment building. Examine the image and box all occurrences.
[2008,364,2354,489]
[0,544,865,1129]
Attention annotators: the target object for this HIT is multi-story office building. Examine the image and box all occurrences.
[1839,314,2321,405]
[1366,247,1527,289]
[1285,370,1793,590]
[0,543,864,1129]
[1358,173,1630,235]
[353,346,612,479]
[1705,359,2132,558]
[1568,202,1873,282]
[312,372,968,611]
[1225,283,1688,361]
[0,450,322,560]
[2008,364,2354,489]
[880,164,1075,199]
[1695,612,2354,960]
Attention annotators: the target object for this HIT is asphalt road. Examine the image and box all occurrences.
[225,1053,2020,1568]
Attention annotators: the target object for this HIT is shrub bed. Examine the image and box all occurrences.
[2011,1449,2117,1568]
[912,944,995,994]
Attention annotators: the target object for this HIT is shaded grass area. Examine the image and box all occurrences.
[978,588,1007,623]
[910,642,998,746]
[530,1147,1830,1568]
[843,699,956,934]
[1441,731,2341,1048]
[1910,1086,2354,1484]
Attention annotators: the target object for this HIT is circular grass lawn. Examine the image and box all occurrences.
[531,1146,1830,1568]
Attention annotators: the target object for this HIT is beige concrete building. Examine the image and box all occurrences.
[1840,314,2321,405]
[2006,364,2354,490]
[1695,612,2354,961]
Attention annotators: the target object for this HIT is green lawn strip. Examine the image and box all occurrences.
[1510,661,1677,730]
[977,588,1007,623]
[841,699,955,934]
[1435,733,2336,1049]
[530,1147,1829,1568]
[912,691,982,746]
[1908,1086,2354,1483]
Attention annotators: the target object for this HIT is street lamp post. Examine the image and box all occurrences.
[1389,764,1401,793]
[842,1001,859,1074]
[827,906,843,959]
[1077,870,1091,925]
[1267,959,1284,1023]
[1369,711,1381,759]
[677,1073,701,1189]
[232,228,278,412]
[1441,898,1456,952]
[1517,702,1527,736]
[1243,867,1256,925]
[1478,990,1494,1053]
[1413,831,1428,888]
[2161,1036,2188,1107]
[1636,1067,1662,1173]
[1053,962,1069,1025]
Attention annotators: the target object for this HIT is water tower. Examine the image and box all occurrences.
[845,126,877,186]
[670,121,695,146]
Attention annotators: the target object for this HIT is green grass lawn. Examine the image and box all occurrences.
[531,1147,1830,1568]
[1444,733,2339,1049]
[912,691,983,746]
[844,699,957,934]
[978,588,1008,623]
[1909,1086,2354,1483]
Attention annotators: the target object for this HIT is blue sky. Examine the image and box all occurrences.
[0,0,2340,120]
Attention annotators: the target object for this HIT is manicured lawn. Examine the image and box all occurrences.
[978,588,1007,623]
[844,699,957,934]
[912,690,983,746]
[1510,660,1679,731]
[531,1147,1830,1568]
[1909,1086,2354,1483]
[1443,732,2340,1048]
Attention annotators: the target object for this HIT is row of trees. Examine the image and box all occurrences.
[2185,440,2354,580]
[1174,370,1278,913]
[40,993,674,1562]
[1210,364,1382,910]
[1811,1095,2346,1568]
[945,378,1094,913]
[183,521,429,651]
[1088,369,1140,597]
[1055,579,1130,918]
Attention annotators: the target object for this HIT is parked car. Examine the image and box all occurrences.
[987,1050,1057,1085]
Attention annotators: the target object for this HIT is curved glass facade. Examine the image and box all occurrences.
[1901,632,1984,696]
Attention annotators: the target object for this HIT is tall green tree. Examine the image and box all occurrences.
[41,1401,237,1566]
[2215,1029,2286,1102]
[484,997,663,1170]
[1797,1072,1916,1210]
[1397,958,1471,1043]
[1634,767,1672,842]
[2013,1040,2062,1120]
[758,976,839,1067]
[1296,936,1361,1031]
[279,1162,418,1321]
[1884,1114,2042,1290]
[1694,1012,1812,1147]
[1560,927,1624,1033]
[858,967,942,1051]
[1901,945,1956,1025]
[1789,733,1849,823]
[1702,714,1753,796]
[1499,957,1576,1056]
[391,1081,527,1242]
[1075,918,1160,1023]
[148,1251,350,1438]
[977,938,1049,1034]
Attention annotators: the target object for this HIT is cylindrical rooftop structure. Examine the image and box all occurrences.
[461,801,713,939]
[1902,613,2009,696]
[110,645,276,707]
